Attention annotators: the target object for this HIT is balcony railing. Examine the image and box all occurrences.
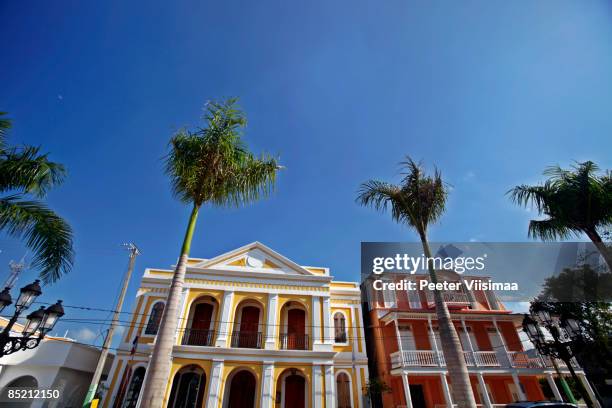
[279,333,309,350]
[230,331,263,349]
[425,291,470,307]
[390,349,579,370]
[181,328,215,346]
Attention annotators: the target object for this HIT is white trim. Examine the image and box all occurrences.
[205,359,224,408]
[261,361,275,408]
[192,241,320,277]
[215,291,234,347]
[324,365,335,408]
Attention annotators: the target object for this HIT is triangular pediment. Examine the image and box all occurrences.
[191,242,322,276]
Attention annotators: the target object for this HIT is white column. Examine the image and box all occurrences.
[461,317,477,368]
[102,355,124,406]
[265,294,279,349]
[511,373,527,401]
[321,296,333,350]
[401,373,412,408]
[546,373,563,401]
[206,359,224,408]
[215,290,234,347]
[394,320,405,368]
[324,364,335,408]
[492,318,511,367]
[578,372,602,408]
[312,365,323,408]
[477,372,492,408]
[260,361,275,408]
[440,373,453,408]
[351,307,360,351]
[427,316,441,367]
[355,367,363,408]
[312,296,322,349]
[356,305,367,354]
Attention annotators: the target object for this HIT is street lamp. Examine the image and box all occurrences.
[23,307,46,337]
[522,313,576,404]
[523,305,600,408]
[560,315,581,339]
[0,287,12,313]
[0,280,64,358]
[41,301,64,333]
[16,279,42,310]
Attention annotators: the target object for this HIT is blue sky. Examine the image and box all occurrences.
[1,0,611,345]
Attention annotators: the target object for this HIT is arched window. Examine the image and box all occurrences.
[334,312,347,343]
[224,370,256,408]
[336,372,352,408]
[145,302,164,335]
[122,367,146,408]
[167,365,206,408]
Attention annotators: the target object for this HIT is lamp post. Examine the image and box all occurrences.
[522,314,575,404]
[523,304,598,408]
[0,279,64,357]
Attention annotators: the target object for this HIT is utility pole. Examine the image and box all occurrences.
[4,258,26,289]
[83,243,140,408]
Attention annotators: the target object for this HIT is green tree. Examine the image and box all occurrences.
[536,264,612,403]
[0,112,73,284]
[357,157,477,408]
[138,99,280,407]
[508,161,612,271]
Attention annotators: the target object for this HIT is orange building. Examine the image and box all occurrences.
[362,271,597,408]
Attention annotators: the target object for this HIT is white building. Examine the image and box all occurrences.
[0,318,114,408]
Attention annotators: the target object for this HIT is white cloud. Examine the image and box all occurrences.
[462,170,476,182]
[74,327,97,342]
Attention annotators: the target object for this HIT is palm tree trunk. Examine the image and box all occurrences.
[584,228,612,273]
[139,204,200,408]
[420,233,476,408]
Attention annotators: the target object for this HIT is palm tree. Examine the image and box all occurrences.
[0,112,73,284]
[138,98,280,407]
[508,161,612,272]
[357,157,477,408]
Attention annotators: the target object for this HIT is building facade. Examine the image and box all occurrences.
[362,270,599,408]
[103,242,369,408]
[0,318,114,408]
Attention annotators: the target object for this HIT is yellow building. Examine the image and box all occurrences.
[103,242,369,408]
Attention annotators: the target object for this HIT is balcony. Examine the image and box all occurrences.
[390,349,577,370]
[230,331,263,349]
[279,333,309,350]
[425,291,471,308]
[181,328,215,346]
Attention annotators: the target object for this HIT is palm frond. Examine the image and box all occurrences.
[0,195,74,284]
[509,161,612,241]
[528,218,577,241]
[357,156,448,234]
[0,145,66,197]
[356,180,409,225]
[507,184,551,214]
[164,98,281,208]
[211,153,279,207]
[0,112,10,146]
